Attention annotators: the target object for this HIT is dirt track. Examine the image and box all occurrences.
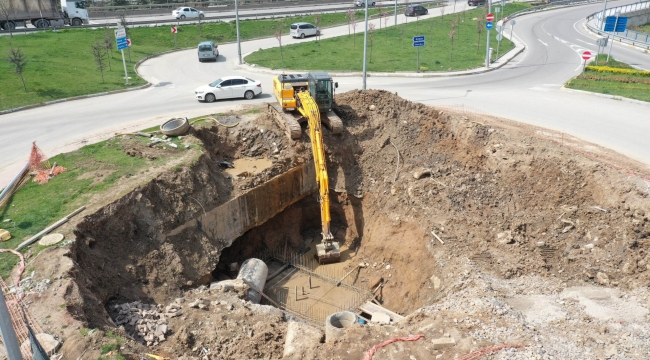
[13,90,650,359]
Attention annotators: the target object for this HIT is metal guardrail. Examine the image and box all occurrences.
[1,0,441,33]
[586,0,650,49]
[502,0,605,23]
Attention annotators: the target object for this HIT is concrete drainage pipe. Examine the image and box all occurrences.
[325,311,357,343]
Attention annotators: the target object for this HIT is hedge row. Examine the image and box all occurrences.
[586,65,650,77]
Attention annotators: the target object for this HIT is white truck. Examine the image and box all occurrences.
[0,0,89,30]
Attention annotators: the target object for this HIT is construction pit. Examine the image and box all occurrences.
[15,90,650,359]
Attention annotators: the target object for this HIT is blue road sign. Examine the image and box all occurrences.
[116,37,128,50]
[486,21,493,30]
[413,41,425,47]
[413,35,425,42]
[604,16,628,32]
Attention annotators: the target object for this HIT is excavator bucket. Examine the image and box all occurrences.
[316,242,341,264]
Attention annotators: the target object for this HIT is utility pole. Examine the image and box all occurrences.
[363,0,369,90]
[394,0,397,26]
[0,291,23,360]
[235,0,242,64]
[485,0,491,68]
[599,0,609,30]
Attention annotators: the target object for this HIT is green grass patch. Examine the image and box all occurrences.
[629,23,650,35]
[0,130,200,278]
[0,9,416,111]
[565,55,650,102]
[245,3,530,72]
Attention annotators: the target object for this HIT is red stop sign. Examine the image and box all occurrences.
[582,51,591,60]
[487,13,494,21]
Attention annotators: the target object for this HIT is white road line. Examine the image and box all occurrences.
[576,38,595,47]
[538,39,548,46]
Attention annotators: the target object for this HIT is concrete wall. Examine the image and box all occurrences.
[167,161,317,245]
[623,8,650,27]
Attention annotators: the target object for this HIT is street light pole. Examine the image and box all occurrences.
[235,0,242,64]
[599,0,608,30]
[363,0,369,90]
[394,0,397,26]
[485,0,491,68]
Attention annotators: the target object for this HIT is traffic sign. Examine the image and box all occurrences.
[510,19,517,26]
[126,38,131,47]
[114,28,126,39]
[496,34,503,41]
[171,26,178,34]
[486,13,494,21]
[413,35,425,42]
[413,41,425,47]
[604,16,628,32]
[496,25,503,33]
[486,22,493,30]
[495,7,500,13]
[581,51,591,60]
[116,37,128,50]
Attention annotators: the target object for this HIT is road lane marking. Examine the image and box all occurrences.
[538,39,548,46]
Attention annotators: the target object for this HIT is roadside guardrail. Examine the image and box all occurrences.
[585,0,650,49]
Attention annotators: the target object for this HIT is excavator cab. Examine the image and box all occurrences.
[307,72,338,112]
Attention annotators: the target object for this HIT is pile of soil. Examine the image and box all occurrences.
[19,91,650,359]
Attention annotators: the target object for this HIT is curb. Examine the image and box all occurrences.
[560,86,650,106]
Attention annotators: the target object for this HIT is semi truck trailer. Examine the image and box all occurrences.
[0,0,89,30]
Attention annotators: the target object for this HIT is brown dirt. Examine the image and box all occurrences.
[15,91,650,359]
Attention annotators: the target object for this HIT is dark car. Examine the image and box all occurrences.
[404,5,428,16]
[468,0,486,6]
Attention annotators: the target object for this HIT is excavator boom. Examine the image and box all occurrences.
[296,91,341,264]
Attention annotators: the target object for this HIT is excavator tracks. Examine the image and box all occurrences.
[321,110,343,135]
[267,102,302,140]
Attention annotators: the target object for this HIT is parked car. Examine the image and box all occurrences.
[172,7,205,19]
[404,5,428,16]
[290,22,320,39]
[467,0,486,6]
[353,0,375,6]
[195,76,262,103]
[197,41,219,62]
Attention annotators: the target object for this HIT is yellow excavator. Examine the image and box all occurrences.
[268,72,342,264]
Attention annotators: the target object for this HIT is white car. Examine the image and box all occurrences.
[172,7,205,19]
[354,0,375,6]
[290,22,320,39]
[195,76,262,103]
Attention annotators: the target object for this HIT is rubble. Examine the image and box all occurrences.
[112,301,173,346]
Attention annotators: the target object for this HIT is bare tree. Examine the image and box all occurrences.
[103,28,114,71]
[453,0,457,13]
[6,46,27,90]
[351,13,358,47]
[0,0,17,37]
[383,10,389,42]
[429,15,435,39]
[368,23,376,63]
[440,6,445,24]
[346,9,354,35]
[314,11,321,52]
[462,4,467,22]
[91,40,107,82]
[399,26,405,53]
[118,12,131,61]
[198,12,203,36]
[274,24,283,60]
[404,0,409,23]
[476,19,484,53]
[449,28,456,61]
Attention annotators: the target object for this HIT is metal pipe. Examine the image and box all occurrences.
[0,290,23,360]
[0,163,30,208]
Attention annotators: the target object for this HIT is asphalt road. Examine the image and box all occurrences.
[1,0,649,187]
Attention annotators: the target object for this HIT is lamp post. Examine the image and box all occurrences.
[235,0,242,64]
[363,0,369,90]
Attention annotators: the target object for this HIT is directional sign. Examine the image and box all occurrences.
[116,37,128,50]
[413,41,425,47]
[486,21,493,30]
[114,28,126,39]
[171,26,178,34]
[604,16,628,32]
[582,51,591,61]
[126,38,131,47]
[486,13,494,22]
[413,35,425,42]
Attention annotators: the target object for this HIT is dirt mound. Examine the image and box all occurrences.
[35,91,650,358]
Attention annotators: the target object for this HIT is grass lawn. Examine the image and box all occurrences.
[0,8,401,111]
[245,3,530,72]
[630,24,650,35]
[565,55,650,103]
[0,130,203,278]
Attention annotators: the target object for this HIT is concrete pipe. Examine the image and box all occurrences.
[236,258,268,304]
[325,311,357,343]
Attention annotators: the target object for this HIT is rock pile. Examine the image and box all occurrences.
[113,300,181,346]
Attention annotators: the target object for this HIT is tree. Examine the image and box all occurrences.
[377,3,383,30]
[404,0,409,23]
[429,15,435,39]
[399,27,405,53]
[118,12,131,61]
[449,28,456,61]
[346,9,354,35]
[351,13,358,47]
[476,19,484,53]
[314,12,321,52]
[440,6,445,24]
[0,0,17,37]
[103,28,114,71]
[274,24,283,60]
[91,40,107,82]
[6,46,27,90]
[368,23,376,63]
[198,10,203,36]
[462,5,467,22]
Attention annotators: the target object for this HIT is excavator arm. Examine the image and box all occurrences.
[296,91,340,264]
